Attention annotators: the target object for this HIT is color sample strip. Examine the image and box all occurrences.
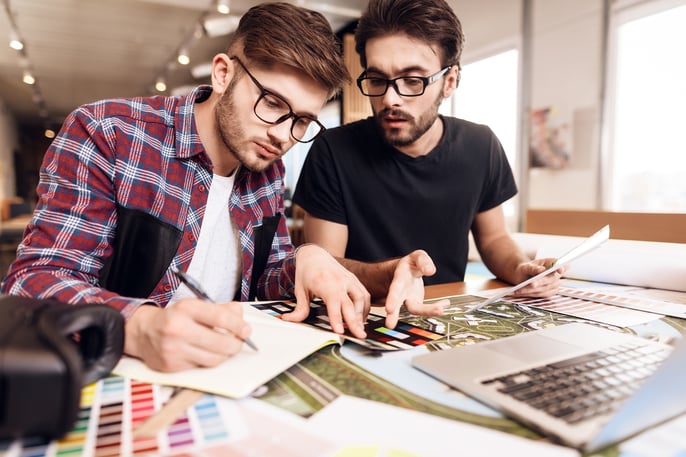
[18,437,49,457]
[375,327,409,340]
[507,294,656,327]
[94,377,126,457]
[54,406,90,456]
[55,382,98,456]
[129,381,159,455]
[406,326,442,340]
[167,415,195,449]
[559,286,686,319]
[193,395,230,444]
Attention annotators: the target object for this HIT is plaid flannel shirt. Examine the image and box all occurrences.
[1,86,297,318]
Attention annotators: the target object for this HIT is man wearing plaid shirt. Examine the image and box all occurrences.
[1,3,446,372]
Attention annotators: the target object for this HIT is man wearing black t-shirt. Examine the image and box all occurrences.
[294,0,564,295]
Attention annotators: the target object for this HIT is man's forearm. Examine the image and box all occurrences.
[479,237,531,285]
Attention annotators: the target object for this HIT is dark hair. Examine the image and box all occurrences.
[354,0,465,70]
[227,2,350,98]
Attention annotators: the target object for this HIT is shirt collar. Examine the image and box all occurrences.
[174,85,212,160]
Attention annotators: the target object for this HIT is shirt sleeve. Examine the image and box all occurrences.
[478,127,518,213]
[0,107,148,317]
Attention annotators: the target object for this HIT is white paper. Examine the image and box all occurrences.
[308,395,580,457]
[476,226,609,308]
[113,303,341,398]
[513,233,686,292]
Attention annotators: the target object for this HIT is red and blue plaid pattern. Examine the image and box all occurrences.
[1,86,296,317]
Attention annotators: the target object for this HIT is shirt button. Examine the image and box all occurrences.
[198,184,206,192]
[187,233,195,242]
[163,284,172,292]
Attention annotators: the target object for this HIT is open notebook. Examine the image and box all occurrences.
[114,301,443,398]
[412,322,686,452]
[113,303,341,398]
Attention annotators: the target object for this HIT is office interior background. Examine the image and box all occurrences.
[0,0,685,234]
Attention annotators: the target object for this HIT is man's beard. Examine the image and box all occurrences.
[374,92,443,148]
[214,80,281,173]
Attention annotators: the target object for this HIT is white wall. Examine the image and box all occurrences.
[528,0,604,209]
[451,0,606,211]
[451,0,522,59]
[0,99,18,202]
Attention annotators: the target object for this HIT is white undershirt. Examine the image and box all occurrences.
[170,173,242,304]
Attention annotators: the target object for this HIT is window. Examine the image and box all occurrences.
[447,49,520,219]
[606,0,686,212]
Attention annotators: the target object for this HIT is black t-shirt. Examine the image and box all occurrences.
[293,116,517,284]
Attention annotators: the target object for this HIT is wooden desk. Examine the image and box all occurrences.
[3,278,681,457]
[425,278,505,299]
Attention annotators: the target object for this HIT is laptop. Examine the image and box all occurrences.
[411,322,686,452]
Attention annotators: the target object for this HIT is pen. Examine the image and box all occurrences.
[172,268,259,351]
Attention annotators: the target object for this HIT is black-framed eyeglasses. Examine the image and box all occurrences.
[357,66,452,97]
[230,56,325,143]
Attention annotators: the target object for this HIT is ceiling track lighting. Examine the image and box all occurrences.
[22,70,35,85]
[9,29,23,50]
[5,0,50,118]
[177,49,190,65]
[155,77,167,92]
[216,0,230,15]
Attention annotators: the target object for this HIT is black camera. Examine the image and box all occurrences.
[0,295,124,440]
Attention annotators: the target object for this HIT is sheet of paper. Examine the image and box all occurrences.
[307,395,580,457]
[513,233,686,292]
[113,303,341,398]
[475,225,610,308]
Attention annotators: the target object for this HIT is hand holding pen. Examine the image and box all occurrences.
[173,268,259,351]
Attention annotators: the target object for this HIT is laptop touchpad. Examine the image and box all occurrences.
[486,333,582,363]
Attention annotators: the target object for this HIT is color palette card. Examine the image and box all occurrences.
[558,285,686,319]
[502,293,659,327]
[7,376,247,457]
[252,301,442,351]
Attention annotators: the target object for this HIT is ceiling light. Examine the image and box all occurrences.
[155,77,167,92]
[216,0,230,14]
[177,49,190,65]
[191,62,212,79]
[9,30,23,50]
[203,15,241,37]
[22,70,35,85]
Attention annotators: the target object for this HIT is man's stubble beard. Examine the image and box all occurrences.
[374,91,443,148]
[214,78,272,173]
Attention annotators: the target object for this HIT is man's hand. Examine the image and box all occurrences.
[511,258,568,298]
[283,246,447,339]
[124,299,253,372]
[383,250,448,329]
[283,244,371,339]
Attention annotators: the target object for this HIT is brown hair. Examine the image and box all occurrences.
[227,2,350,98]
[354,0,465,70]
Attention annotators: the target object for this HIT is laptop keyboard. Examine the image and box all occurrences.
[481,339,673,424]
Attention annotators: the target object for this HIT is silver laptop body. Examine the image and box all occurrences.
[411,322,686,452]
